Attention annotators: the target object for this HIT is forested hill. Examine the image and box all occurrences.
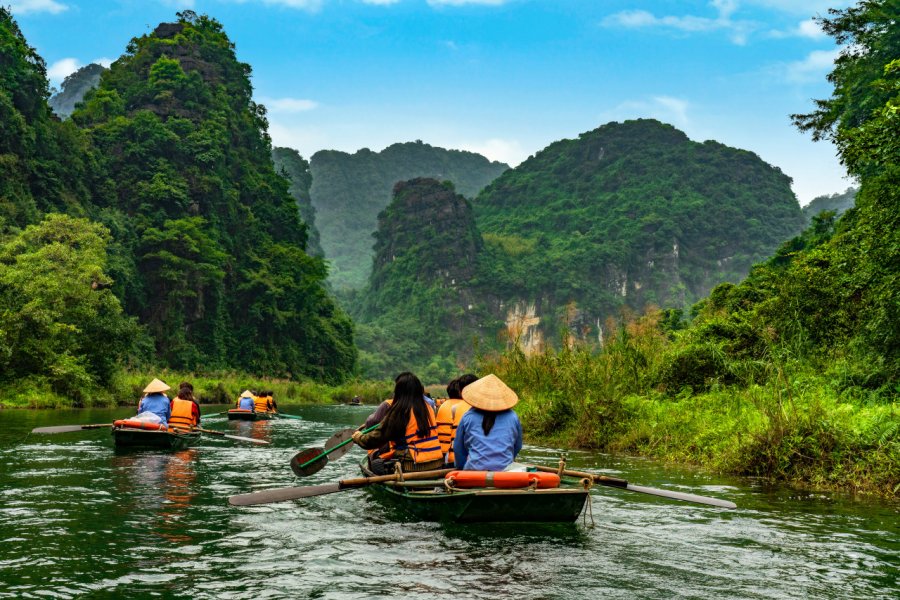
[802,186,857,224]
[309,141,508,290]
[0,9,356,402]
[353,178,487,379]
[48,63,105,118]
[475,119,805,346]
[272,147,323,256]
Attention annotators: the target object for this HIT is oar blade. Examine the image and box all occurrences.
[229,483,342,506]
[221,434,270,445]
[31,424,105,434]
[275,413,303,420]
[624,484,737,509]
[323,428,357,460]
[290,447,328,477]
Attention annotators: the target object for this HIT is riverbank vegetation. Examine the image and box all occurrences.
[5,370,391,410]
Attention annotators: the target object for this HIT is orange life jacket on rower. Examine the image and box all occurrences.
[253,395,271,413]
[168,398,198,432]
[436,399,472,465]
[372,399,442,464]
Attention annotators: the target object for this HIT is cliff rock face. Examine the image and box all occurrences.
[309,141,508,290]
[475,119,805,348]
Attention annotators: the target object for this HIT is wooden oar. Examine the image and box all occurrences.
[194,427,270,445]
[274,412,303,420]
[531,465,736,509]
[289,424,379,477]
[31,424,112,434]
[229,468,455,506]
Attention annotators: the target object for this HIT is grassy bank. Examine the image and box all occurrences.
[2,370,392,410]
[481,315,899,498]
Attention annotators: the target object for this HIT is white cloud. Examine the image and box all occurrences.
[457,137,526,166]
[361,0,401,5]
[745,1,853,15]
[783,48,840,83]
[262,97,320,112]
[46,57,81,84]
[599,96,692,130]
[10,0,68,14]
[93,57,114,68]
[602,1,754,45]
[770,18,827,40]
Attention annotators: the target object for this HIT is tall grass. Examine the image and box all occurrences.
[479,309,899,496]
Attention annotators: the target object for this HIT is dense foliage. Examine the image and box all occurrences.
[0,215,140,405]
[272,146,323,256]
[354,178,488,380]
[474,119,805,341]
[802,186,856,224]
[309,141,508,290]
[1,9,356,398]
[48,63,105,119]
[480,0,899,495]
[0,8,95,230]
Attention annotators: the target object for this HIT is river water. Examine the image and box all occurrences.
[0,405,896,599]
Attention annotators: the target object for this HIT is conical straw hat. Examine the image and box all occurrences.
[143,378,170,394]
[461,374,518,411]
[240,390,253,398]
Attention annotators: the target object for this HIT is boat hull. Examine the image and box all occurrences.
[112,427,200,449]
[226,410,275,421]
[361,464,589,523]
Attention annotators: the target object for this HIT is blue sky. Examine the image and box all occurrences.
[13,0,856,204]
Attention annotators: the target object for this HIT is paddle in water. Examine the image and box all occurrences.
[229,468,455,506]
[194,427,270,445]
[289,424,379,477]
[31,424,113,434]
[530,465,736,509]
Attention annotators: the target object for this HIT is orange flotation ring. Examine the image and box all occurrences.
[445,470,560,489]
[113,419,167,431]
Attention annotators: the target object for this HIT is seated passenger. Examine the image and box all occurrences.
[351,372,443,475]
[237,390,255,411]
[169,385,200,432]
[137,378,172,425]
[453,374,523,471]
[253,390,270,413]
[436,374,478,467]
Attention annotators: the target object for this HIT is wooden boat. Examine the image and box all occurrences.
[112,426,200,449]
[360,460,589,523]
[226,409,276,421]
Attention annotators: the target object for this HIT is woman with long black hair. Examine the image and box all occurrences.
[352,372,444,474]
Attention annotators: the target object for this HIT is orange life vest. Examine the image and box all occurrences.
[375,401,442,464]
[254,395,271,413]
[436,399,471,465]
[168,399,197,432]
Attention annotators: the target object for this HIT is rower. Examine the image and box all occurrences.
[453,374,523,471]
[237,390,255,411]
[351,372,443,475]
[253,390,271,413]
[137,378,172,425]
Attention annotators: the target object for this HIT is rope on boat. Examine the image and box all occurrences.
[581,477,595,528]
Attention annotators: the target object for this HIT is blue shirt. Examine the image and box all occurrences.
[138,393,171,425]
[453,409,523,471]
[238,397,255,410]
[424,395,436,413]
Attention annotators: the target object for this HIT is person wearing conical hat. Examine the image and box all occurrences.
[452,374,523,471]
[137,378,172,425]
[237,390,255,411]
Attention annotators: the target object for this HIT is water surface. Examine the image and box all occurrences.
[0,406,896,599]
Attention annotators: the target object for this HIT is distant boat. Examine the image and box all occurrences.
[226,409,276,421]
